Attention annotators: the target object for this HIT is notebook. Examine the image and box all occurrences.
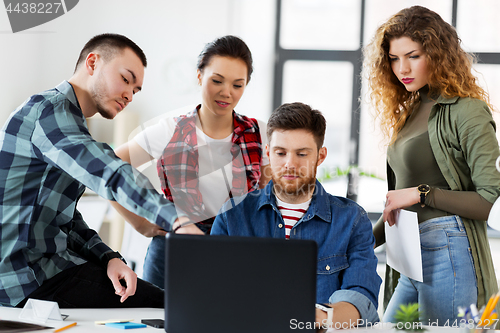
[164,233,317,333]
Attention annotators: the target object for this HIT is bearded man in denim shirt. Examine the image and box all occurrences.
[211,102,381,328]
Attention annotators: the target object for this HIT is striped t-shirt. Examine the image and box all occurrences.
[276,197,311,239]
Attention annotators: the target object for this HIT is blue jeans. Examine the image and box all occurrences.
[383,215,477,326]
[143,236,166,289]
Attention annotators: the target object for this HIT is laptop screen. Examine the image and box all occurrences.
[164,234,317,333]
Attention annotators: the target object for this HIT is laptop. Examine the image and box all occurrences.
[164,233,317,333]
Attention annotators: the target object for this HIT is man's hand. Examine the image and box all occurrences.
[172,217,204,235]
[107,258,137,303]
[314,302,360,331]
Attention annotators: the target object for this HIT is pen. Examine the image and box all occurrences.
[464,307,471,322]
[54,322,76,332]
[95,319,134,325]
[470,304,479,323]
[457,306,466,321]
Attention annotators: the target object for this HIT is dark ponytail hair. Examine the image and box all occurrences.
[197,35,253,83]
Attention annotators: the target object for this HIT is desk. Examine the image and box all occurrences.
[1,307,497,333]
[0,307,164,332]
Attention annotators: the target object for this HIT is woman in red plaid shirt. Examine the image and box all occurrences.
[111,35,270,288]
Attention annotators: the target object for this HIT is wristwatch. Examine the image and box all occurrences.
[417,184,430,208]
[101,251,127,267]
[315,303,333,328]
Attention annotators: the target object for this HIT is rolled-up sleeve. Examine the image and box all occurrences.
[329,289,379,324]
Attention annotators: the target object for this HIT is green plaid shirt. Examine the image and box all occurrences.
[0,81,178,306]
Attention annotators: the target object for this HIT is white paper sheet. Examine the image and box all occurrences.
[385,209,423,282]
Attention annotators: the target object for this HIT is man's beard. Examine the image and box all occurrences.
[90,72,115,120]
[272,169,317,202]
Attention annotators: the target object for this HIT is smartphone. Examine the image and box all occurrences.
[141,319,164,328]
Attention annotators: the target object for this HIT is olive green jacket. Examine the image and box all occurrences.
[373,96,500,313]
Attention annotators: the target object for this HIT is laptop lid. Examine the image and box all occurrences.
[164,234,317,333]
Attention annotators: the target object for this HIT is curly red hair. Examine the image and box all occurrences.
[363,5,491,143]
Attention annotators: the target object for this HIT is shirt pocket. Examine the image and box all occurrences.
[317,255,348,275]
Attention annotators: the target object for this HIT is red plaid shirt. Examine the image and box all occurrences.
[156,106,263,230]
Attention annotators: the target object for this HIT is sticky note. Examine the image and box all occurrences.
[105,322,147,329]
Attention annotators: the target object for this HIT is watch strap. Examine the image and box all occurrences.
[315,303,333,328]
[418,184,430,208]
[420,192,426,207]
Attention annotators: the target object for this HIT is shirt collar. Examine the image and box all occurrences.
[55,80,82,110]
[258,180,332,223]
[435,95,459,105]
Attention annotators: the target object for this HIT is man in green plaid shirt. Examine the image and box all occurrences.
[0,33,199,308]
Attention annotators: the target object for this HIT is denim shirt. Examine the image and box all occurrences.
[211,180,381,323]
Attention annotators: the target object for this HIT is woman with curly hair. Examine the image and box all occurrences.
[364,5,500,324]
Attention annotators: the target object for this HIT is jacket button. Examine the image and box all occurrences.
[278,224,283,228]
[326,265,331,271]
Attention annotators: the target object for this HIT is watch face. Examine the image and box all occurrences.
[315,303,331,310]
[418,184,430,193]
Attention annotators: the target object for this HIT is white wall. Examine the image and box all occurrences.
[0,0,277,275]
[0,0,276,134]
